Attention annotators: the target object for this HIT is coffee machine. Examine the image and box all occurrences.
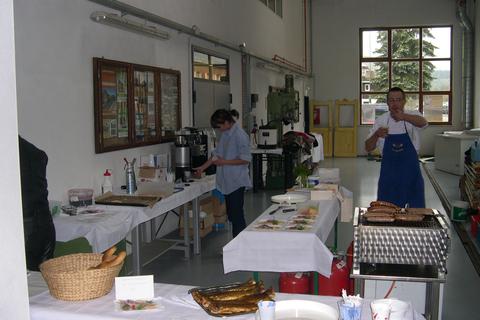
[174,128,212,181]
[175,133,191,181]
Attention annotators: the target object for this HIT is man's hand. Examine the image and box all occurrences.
[390,109,405,122]
[193,165,206,176]
[375,127,389,138]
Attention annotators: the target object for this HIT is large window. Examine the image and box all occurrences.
[193,50,229,82]
[360,26,452,125]
[259,0,283,17]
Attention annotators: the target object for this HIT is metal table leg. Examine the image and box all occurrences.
[183,203,190,259]
[334,217,338,252]
[192,197,201,255]
[252,153,262,193]
[131,225,141,275]
[425,282,440,320]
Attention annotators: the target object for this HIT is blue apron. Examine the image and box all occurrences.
[377,122,425,208]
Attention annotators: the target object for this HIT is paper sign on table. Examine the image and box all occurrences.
[115,275,154,300]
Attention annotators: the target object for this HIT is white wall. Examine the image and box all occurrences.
[14,0,307,202]
[0,0,30,318]
[312,0,465,156]
[475,0,480,128]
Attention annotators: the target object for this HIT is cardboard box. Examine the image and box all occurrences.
[314,183,339,192]
[311,189,335,200]
[182,196,226,218]
[179,211,215,238]
[214,214,228,224]
[338,187,353,222]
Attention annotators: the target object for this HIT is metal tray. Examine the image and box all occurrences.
[94,192,161,207]
[188,281,268,317]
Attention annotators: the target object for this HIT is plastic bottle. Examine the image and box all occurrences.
[102,169,113,194]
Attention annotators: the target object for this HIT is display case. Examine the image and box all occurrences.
[94,58,181,153]
[160,72,180,138]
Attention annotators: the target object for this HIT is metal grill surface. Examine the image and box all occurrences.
[353,208,450,274]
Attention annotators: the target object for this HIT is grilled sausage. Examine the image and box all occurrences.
[369,201,399,209]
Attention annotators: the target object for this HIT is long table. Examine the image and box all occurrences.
[54,176,216,275]
[223,197,340,277]
[28,272,425,320]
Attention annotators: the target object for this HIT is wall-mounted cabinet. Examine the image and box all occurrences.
[93,58,181,153]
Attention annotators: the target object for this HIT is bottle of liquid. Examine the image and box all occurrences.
[102,169,113,194]
[124,158,137,195]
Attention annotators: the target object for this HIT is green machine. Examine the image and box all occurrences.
[265,74,300,143]
[263,74,300,189]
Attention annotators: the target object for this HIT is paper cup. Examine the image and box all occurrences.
[338,300,362,320]
[257,300,275,320]
[373,299,410,320]
[370,301,391,320]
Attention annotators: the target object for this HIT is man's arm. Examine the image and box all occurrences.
[365,133,379,153]
[391,110,427,128]
[402,113,428,128]
[365,127,388,153]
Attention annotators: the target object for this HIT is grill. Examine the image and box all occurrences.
[352,207,450,280]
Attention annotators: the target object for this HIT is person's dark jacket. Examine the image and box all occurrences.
[19,136,55,271]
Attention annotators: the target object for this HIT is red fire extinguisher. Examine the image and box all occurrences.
[279,272,311,294]
[311,257,350,296]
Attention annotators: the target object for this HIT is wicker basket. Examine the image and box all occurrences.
[39,253,123,301]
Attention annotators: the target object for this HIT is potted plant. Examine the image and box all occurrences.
[294,163,312,188]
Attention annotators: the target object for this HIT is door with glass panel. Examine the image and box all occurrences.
[334,99,358,157]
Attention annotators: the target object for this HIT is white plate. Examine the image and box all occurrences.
[271,194,308,204]
[255,300,338,320]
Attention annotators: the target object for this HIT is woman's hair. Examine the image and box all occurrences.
[230,109,239,120]
[210,109,236,128]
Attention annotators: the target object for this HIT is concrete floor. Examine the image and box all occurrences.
[144,157,479,319]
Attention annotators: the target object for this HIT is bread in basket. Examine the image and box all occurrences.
[39,249,125,301]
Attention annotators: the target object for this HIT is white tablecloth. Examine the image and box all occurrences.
[223,198,339,277]
[54,176,216,253]
[28,272,424,320]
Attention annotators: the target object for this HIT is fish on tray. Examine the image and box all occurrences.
[189,279,275,316]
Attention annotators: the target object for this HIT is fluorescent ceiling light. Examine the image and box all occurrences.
[90,11,170,40]
[256,62,283,74]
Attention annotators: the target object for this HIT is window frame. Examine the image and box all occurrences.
[258,0,283,17]
[193,49,230,83]
[359,25,453,125]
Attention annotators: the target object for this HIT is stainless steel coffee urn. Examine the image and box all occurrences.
[175,134,191,181]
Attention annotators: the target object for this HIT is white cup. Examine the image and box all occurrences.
[257,300,275,320]
[371,301,391,320]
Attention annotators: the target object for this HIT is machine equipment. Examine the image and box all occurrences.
[261,74,300,149]
[174,128,214,181]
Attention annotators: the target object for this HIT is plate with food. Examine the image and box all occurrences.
[255,300,338,320]
[297,206,319,217]
[289,218,315,225]
[271,193,308,205]
[253,219,285,230]
[285,223,313,231]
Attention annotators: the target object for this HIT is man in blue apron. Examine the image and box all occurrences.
[365,87,428,208]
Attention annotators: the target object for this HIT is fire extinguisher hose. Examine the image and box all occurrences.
[383,280,396,298]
